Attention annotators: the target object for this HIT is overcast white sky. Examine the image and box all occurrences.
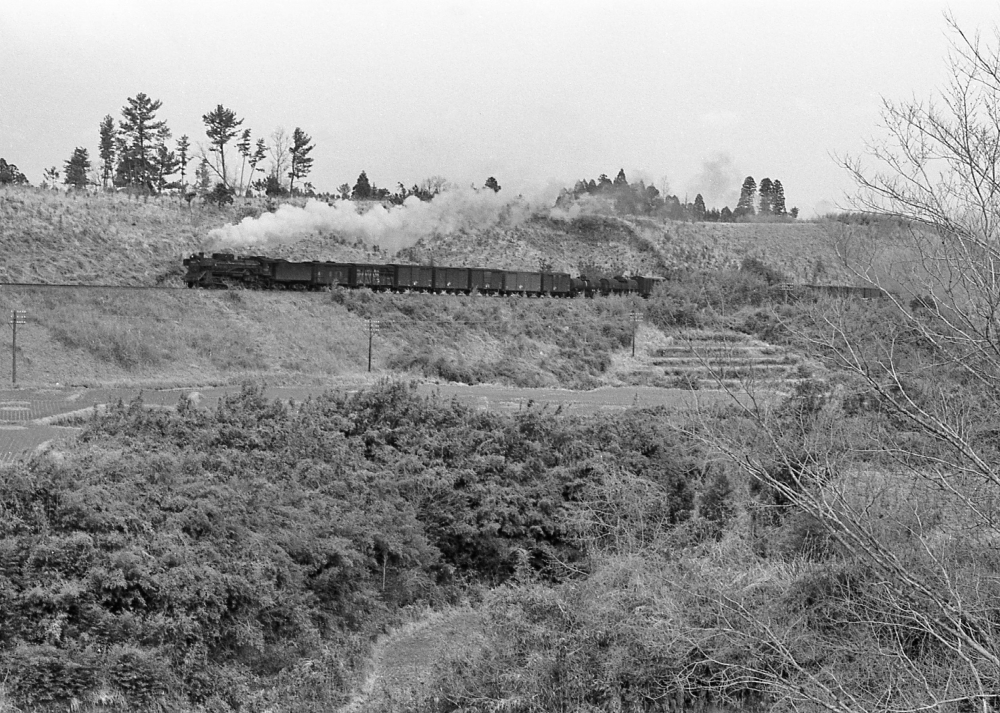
[1,0,997,216]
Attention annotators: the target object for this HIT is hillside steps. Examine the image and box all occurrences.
[619,327,812,390]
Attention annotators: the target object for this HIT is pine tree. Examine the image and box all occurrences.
[118,93,167,192]
[247,139,267,196]
[176,135,191,186]
[236,129,251,193]
[288,127,315,194]
[693,194,707,221]
[63,147,91,189]
[353,171,372,200]
[734,176,756,218]
[151,124,175,190]
[98,115,115,189]
[613,169,628,187]
[153,143,179,189]
[202,105,243,188]
[758,177,774,215]
[772,180,787,216]
[196,158,212,192]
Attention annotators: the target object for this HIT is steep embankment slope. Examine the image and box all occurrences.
[0,188,218,284]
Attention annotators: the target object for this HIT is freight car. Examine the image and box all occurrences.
[182,253,665,298]
[772,283,891,300]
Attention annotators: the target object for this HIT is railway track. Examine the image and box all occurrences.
[0,282,181,290]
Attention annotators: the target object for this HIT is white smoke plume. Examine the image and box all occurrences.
[209,189,535,254]
[687,152,741,210]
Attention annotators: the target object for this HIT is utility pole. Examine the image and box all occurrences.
[368,317,380,372]
[10,310,26,386]
[629,310,643,358]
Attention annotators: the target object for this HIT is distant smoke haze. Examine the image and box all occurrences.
[209,189,536,254]
[686,153,741,210]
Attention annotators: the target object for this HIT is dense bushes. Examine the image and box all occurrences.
[645,260,785,330]
[0,382,705,710]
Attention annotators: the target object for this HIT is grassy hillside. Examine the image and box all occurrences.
[0,186,842,390]
[2,186,858,287]
[0,274,826,390]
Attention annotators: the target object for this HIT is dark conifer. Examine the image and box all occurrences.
[772,180,787,216]
[202,104,243,188]
[288,127,315,194]
[99,115,115,189]
[758,177,774,215]
[693,194,707,221]
[119,93,167,191]
[353,171,373,199]
[63,147,91,189]
[734,176,756,218]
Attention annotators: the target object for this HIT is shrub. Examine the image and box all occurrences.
[0,383,709,709]
[204,182,235,206]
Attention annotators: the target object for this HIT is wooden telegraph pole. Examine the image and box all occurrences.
[629,310,643,358]
[10,309,26,386]
[368,318,380,372]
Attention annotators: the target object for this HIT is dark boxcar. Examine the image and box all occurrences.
[469,268,503,293]
[273,260,316,285]
[635,276,664,297]
[503,271,542,294]
[433,267,471,293]
[395,264,434,290]
[315,262,350,288]
[615,275,639,295]
[615,276,638,295]
[350,263,396,289]
[541,272,572,296]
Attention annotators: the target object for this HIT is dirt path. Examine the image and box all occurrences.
[341,608,485,713]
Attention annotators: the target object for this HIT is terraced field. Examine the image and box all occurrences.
[650,330,812,390]
[614,327,813,392]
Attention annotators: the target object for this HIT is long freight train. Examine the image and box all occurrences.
[183,252,665,298]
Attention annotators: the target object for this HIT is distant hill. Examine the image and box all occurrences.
[1,187,859,286]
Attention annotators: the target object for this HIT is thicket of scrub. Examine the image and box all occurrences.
[0,382,710,712]
[396,287,1000,713]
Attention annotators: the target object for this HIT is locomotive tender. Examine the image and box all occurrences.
[183,252,665,298]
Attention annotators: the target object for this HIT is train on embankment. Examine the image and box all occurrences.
[182,253,893,301]
[182,252,665,298]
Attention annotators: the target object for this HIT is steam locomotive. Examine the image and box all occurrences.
[182,253,665,298]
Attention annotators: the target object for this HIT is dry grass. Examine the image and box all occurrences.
[0,186,231,285]
[0,287,370,387]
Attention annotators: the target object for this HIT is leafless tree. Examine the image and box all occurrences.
[695,15,1000,712]
[267,127,291,189]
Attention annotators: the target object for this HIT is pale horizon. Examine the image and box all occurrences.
[2,0,997,217]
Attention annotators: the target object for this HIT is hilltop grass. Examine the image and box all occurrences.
[0,186,263,285]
